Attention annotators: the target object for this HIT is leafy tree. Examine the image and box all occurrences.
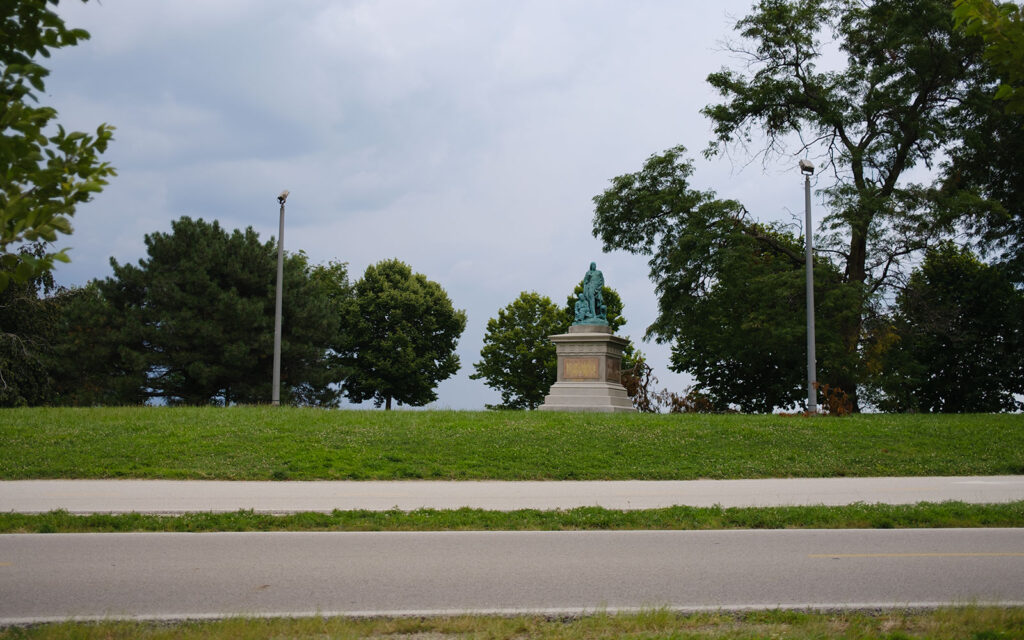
[343,259,466,410]
[868,244,1024,412]
[0,244,57,405]
[100,217,351,406]
[1,0,115,291]
[593,147,858,411]
[593,0,991,409]
[954,0,1024,113]
[471,292,564,410]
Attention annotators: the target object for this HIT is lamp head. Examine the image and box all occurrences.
[799,159,814,175]
[278,190,290,204]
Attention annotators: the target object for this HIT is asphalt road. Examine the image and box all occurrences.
[2,528,1022,623]
[4,476,1023,513]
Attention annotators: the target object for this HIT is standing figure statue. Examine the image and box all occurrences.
[574,261,608,325]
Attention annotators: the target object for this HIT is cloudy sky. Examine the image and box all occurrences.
[45,0,814,409]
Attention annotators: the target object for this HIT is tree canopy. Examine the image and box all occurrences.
[592,0,1015,411]
[700,0,991,408]
[100,217,351,406]
[868,244,1024,412]
[343,259,466,410]
[471,291,564,410]
[593,147,859,411]
[1,0,115,290]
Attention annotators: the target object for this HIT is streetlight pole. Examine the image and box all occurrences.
[272,190,289,406]
[799,160,817,413]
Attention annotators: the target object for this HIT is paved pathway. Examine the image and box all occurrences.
[2,476,1022,514]
[3,528,1023,623]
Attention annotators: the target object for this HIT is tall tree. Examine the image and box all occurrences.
[868,243,1024,412]
[471,292,564,410]
[593,147,858,411]
[1,0,115,290]
[696,0,988,408]
[101,217,350,406]
[343,259,466,410]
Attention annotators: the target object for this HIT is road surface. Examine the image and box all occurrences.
[3,476,1023,514]
[2,528,1022,623]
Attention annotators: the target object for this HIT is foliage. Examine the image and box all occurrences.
[868,244,1024,412]
[0,244,57,405]
[0,0,115,291]
[954,0,1024,114]
[47,282,149,406]
[698,0,990,408]
[939,58,1024,281]
[3,407,1023,480]
[471,291,564,410]
[99,217,351,406]
[343,259,466,410]
[593,146,858,412]
[620,355,716,414]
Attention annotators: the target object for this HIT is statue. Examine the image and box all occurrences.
[573,262,608,325]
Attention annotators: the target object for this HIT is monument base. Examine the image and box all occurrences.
[539,324,636,413]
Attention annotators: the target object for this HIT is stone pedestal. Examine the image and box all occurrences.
[539,324,635,413]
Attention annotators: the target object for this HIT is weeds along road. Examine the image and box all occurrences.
[2,528,1023,623]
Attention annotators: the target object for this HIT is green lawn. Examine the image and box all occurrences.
[4,607,1023,640]
[1,407,1022,480]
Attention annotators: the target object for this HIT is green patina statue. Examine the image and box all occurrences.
[573,261,608,326]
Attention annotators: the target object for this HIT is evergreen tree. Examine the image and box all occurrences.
[100,216,350,405]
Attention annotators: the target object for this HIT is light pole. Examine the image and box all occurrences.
[799,160,817,413]
[272,189,289,406]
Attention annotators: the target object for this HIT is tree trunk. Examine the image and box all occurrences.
[841,220,871,412]
[385,396,392,411]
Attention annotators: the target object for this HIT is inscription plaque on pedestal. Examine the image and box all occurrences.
[564,357,600,381]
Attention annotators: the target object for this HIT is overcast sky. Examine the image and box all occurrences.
[45,0,815,409]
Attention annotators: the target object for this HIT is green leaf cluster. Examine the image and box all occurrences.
[954,0,1024,114]
[471,292,564,410]
[342,259,466,410]
[1,0,115,290]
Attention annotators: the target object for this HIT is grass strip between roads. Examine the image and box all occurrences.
[3,607,1023,639]
[2,407,1023,480]
[2,501,1022,533]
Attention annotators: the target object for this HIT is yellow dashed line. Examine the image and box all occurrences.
[810,552,1024,558]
